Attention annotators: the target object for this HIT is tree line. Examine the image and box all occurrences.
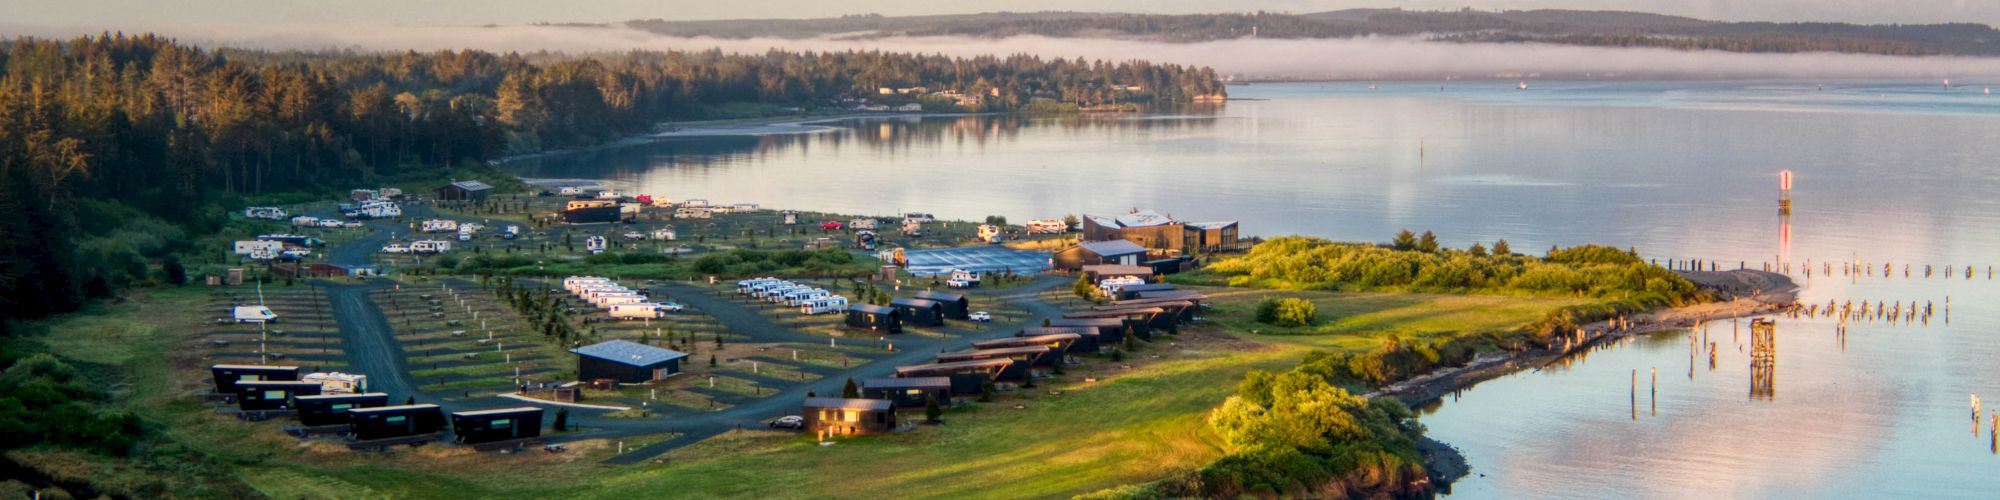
[0,33,1224,327]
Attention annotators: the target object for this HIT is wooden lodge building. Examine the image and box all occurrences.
[293,392,389,427]
[1079,209,1239,254]
[570,339,690,384]
[895,359,1013,394]
[1080,264,1154,283]
[802,397,898,436]
[348,404,445,441]
[450,407,545,445]
[912,290,970,320]
[890,297,946,326]
[847,304,903,333]
[860,377,954,409]
[1048,317,1136,343]
[1053,239,1147,271]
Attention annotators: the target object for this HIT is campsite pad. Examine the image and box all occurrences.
[902,246,1050,276]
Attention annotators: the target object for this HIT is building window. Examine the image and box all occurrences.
[387,416,407,424]
[494,419,512,429]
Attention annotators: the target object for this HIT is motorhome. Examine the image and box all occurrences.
[1026,219,1069,234]
[302,372,369,394]
[559,186,585,196]
[594,294,646,308]
[801,296,850,315]
[608,303,666,320]
[751,281,794,299]
[585,235,608,254]
[675,207,713,219]
[977,224,1004,243]
[291,216,320,227]
[948,269,983,289]
[233,240,286,256]
[410,240,451,255]
[652,228,676,241]
[244,206,287,220]
[234,305,278,324]
[421,219,458,233]
[781,211,798,225]
[849,218,877,230]
[596,190,621,199]
[903,212,935,225]
[737,278,780,295]
[902,221,924,236]
[1097,276,1147,297]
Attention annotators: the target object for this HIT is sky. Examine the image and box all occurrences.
[3,0,1996,29]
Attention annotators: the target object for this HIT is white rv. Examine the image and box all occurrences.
[609,303,666,320]
[801,296,849,315]
[244,207,287,220]
[410,240,451,255]
[303,372,369,394]
[233,305,278,324]
[682,199,709,208]
[234,240,286,256]
[733,203,760,213]
[597,190,621,199]
[559,186,584,196]
[850,218,878,230]
[737,277,780,295]
[652,228,677,241]
[594,294,646,308]
[781,211,798,225]
[1098,276,1147,296]
[977,224,1004,243]
[421,219,458,233]
[291,216,320,227]
[1026,219,1069,234]
[675,207,713,219]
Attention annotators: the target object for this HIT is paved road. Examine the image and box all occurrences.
[323,281,423,402]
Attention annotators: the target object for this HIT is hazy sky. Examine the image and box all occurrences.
[5,0,1996,29]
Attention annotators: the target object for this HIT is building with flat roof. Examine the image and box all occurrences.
[570,340,689,383]
[1079,209,1239,254]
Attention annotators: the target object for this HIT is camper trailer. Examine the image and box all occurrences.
[597,190,621,199]
[675,207,713,219]
[651,228,676,241]
[594,294,646,308]
[234,240,286,256]
[682,198,710,208]
[850,218,878,230]
[234,305,279,324]
[244,206,287,220]
[977,224,1004,243]
[559,186,585,196]
[901,221,924,236]
[903,212,935,225]
[947,269,982,289]
[609,303,666,320]
[737,278,780,295]
[585,235,608,254]
[302,372,369,394]
[801,296,849,315]
[781,211,798,225]
[410,240,451,255]
[1026,219,1069,234]
[421,219,459,233]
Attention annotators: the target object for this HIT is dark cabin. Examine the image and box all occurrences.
[895,359,1013,395]
[802,397,898,436]
[570,339,690,383]
[436,180,492,202]
[1144,257,1191,276]
[348,404,445,441]
[293,392,389,427]
[1107,298,1200,325]
[235,380,323,411]
[1024,326,1102,353]
[890,298,946,326]
[860,377,954,409]
[936,346,1051,378]
[450,407,545,444]
[1048,317,1129,343]
[1066,308,1160,340]
[973,333,1080,365]
[1113,283,1177,301]
[211,364,300,395]
[846,304,903,333]
[1081,264,1154,284]
[1052,239,1147,270]
[560,205,622,224]
[1096,302,1187,332]
[912,290,970,320]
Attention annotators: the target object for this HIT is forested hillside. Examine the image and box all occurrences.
[625,9,2000,57]
[0,34,1224,325]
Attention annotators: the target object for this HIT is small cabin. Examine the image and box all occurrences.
[846,304,903,333]
[973,333,1081,365]
[889,298,946,327]
[348,404,445,441]
[936,346,1048,380]
[450,407,545,445]
[1048,317,1129,344]
[211,364,301,395]
[1024,326,1102,353]
[860,377,954,409]
[571,340,689,383]
[1081,264,1155,284]
[1112,283,1176,301]
[235,380,323,411]
[1065,309,1159,340]
[912,290,970,320]
[293,392,389,427]
[1106,298,1199,325]
[802,397,898,436]
[894,359,1013,395]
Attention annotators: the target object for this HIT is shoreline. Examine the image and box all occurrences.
[489,111,991,166]
[1374,269,1801,489]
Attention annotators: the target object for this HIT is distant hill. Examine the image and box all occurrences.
[621,9,2000,57]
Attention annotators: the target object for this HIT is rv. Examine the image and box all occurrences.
[302,372,369,394]
[902,221,924,236]
[733,203,760,213]
[233,240,286,256]
[410,240,451,255]
[608,303,665,319]
[258,234,325,248]
[594,294,646,308]
[977,224,1004,243]
[421,219,458,233]
[234,305,279,324]
[502,225,520,239]
[380,244,410,254]
[682,199,710,208]
[291,216,320,226]
[801,296,849,315]
[559,186,585,196]
[675,207,712,219]
[786,288,830,307]
[585,236,607,254]
[856,230,878,251]
[903,212,935,225]
[737,277,780,295]
[1097,276,1147,297]
[244,206,287,220]
[652,228,677,241]
[849,218,877,230]
[781,211,798,225]
[597,190,621,199]
[948,269,982,289]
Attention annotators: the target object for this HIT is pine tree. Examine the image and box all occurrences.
[978,381,996,402]
[924,394,943,424]
[1493,239,1512,256]
[1417,230,1440,253]
[1392,229,1417,251]
[554,408,569,431]
[842,378,860,398]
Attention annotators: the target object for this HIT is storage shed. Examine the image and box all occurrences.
[293,392,389,427]
[860,377,954,409]
[570,340,689,384]
[911,290,970,320]
[235,380,323,411]
[895,359,1013,395]
[450,407,545,444]
[348,404,445,441]
[436,180,492,202]
[211,364,300,395]
[890,297,946,327]
[846,304,903,333]
[802,397,898,436]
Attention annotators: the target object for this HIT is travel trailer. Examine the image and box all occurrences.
[801,296,850,315]
[1026,219,1069,234]
[977,224,1004,243]
[608,303,665,319]
[302,372,369,394]
[421,219,458,233]
[244,206,287,220]
[410,240,451,255]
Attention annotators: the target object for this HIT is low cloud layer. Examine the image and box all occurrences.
[8,22,2000,79]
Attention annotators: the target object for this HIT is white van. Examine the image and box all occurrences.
[421,219,458,233]
[234,305,279,324]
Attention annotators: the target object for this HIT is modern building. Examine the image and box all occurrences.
[570,340,690,383]
[846,304,903,333]
[934,346,1048,380]
[972,333,1081,365]
[802,397,898,436]
[1079,209,1239,254]
[293,392,389,427]
[859,377,954,409]
[890,297,946,327]
[235,380,323,411]
[894,359,1013,394]
[1052,239,1148,270]
[1080,264,1154,283]
[435,180,493,202]
[1022,326,1102,353]
[210,364,300,395]
[348,404,445,441]
[911,290,970,320]
[450,407,545,445]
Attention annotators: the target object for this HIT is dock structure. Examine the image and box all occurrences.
[1749,318,1777,400]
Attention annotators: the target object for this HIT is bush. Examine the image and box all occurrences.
[1254,298,1317,327]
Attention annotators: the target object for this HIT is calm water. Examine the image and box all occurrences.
[511,81,2000,497]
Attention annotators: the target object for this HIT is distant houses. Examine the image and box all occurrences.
[570,339,690,384]
[889,297,946,327]
[912,290,970,320]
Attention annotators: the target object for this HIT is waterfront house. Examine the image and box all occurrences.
[570,340,689,383]
[1053,240,1148,270]
[802,397,898,436]
[1078,209,1239,254]
[860,377,954,409]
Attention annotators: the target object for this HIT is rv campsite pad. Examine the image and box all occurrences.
[901,246,1050,277]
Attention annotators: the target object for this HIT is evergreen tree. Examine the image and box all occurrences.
[1493,239,1512,256]
[1391,229,1417,251]
[924,394,943,424]
[554,408,569,431]
[1417,230,1440,253]
[842,378,860,398]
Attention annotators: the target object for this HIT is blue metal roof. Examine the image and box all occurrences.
[570,339,688,367]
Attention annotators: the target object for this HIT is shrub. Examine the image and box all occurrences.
[1255,298,1317,327]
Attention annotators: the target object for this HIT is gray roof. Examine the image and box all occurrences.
[1078,239,1146,257]
[861,377,950,390]
[912,290,966,303]
[850,304,897,315]
[890,297,941,309]
[802,397,895,411]
[447,180,493,192]
[570,339,689,367]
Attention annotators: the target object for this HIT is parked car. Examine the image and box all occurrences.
[381,245,410,254]
[969,311,992,322]
[656,302,686,312]
[769,415,804,429]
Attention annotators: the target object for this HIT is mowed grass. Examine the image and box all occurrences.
[1191,286,1586,350]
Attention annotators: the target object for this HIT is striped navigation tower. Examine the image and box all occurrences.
[1778,170,1793,215]
[1778,170,1793,270]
